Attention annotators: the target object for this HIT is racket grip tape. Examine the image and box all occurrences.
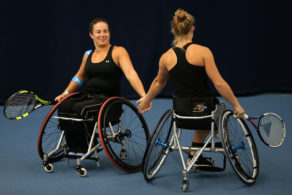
[243,114,249,119]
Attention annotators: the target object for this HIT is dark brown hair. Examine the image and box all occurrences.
[89,18,110,34]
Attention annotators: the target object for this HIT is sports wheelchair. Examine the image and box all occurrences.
[142,98,259,192]
[37,93,150,176]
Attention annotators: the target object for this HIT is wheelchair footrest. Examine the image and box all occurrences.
[68,152,87,157]
[66,150,102,161]
[197,166,225,172]
[205,142,223,148]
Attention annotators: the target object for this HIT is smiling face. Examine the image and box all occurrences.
[89,21,110,47]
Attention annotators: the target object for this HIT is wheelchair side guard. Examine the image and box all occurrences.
[213,101,227,129]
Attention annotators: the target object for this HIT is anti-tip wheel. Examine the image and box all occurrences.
[181,180,189,192]
[44,163,54,173]
[77,167,87,177]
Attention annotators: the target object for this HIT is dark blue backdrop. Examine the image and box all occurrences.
[1,0,291,104]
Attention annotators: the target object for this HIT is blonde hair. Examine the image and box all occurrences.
[171,9,195,46]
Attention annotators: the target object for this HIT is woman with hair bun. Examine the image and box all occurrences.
[138,9,244,167]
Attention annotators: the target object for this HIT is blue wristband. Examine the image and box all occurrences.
[72,76,83,86]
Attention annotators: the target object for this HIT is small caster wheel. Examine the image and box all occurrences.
[44,163,53,173]
[181,180,189,192]
[120,152,127,159]
[77,167,87,177]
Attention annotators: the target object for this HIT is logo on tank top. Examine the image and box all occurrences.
[192,104,207,112]
[106,60,110,63]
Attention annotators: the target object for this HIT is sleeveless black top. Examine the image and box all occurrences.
[169,43,211,97]
[84,46,122,96]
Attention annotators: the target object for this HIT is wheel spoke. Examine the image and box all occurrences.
[143,110,173,181]
[98,97,149,172]
[221,110,259,185]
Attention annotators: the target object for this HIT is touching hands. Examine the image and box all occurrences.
[137,96,152,114]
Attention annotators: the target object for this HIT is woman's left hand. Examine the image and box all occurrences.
[137,96,152,114]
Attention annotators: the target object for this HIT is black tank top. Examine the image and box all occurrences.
[84,45,122,96]
[169,43,211,97]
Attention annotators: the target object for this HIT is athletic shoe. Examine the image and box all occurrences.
[187,155,214,167]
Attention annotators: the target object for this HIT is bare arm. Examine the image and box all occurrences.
[117,46,146,98]
[204,47,244,117]
[55,53,88,101]
[137,54,169,113]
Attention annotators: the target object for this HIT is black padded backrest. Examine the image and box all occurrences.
[173,95,218,116]
[172,95,219,130]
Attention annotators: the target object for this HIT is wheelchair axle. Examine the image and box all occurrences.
[155,138,169,149]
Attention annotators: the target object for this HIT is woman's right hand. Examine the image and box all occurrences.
[137,96,152,114]
[55,91,69,102]
[233,105,245,118]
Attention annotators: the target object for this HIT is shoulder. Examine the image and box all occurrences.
[112,46,131,59]
[162,48,175,59]
[160,48,176,65]
[84,49,93,56]
[160,49,169,61]
[112,45,128,54]
[188,44,212,56]
[81,49,92,62]
[188,43,209,51]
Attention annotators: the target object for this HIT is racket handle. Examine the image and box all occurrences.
[51,100,58,105]
[243,114,249,119]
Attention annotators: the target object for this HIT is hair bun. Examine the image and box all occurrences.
[171,8,195,40]
[178,15,186,22]
[175,9,187,22]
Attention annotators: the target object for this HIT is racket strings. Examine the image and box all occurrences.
[5,93,36,118]
[259,114,285,147]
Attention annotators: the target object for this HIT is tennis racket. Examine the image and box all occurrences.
[3,90,55,120]
[243,113,286,148]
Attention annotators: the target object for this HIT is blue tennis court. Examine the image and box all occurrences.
[0,93,291,195]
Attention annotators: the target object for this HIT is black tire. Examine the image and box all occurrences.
[37,104,66,163]
[37,93,78,163]
[143,110,173,181]
[98,97,150,173]
[220,110,259,185]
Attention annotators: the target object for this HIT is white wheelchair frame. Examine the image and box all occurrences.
[143,101,259,191]
[38,95,150,176]
[171,102,226,188]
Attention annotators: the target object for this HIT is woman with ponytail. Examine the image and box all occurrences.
[138,9,244,167]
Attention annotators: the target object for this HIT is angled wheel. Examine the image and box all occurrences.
[220,110,259,185]
[44,163,54,173]
[98,97,150,173]
[181,180,189,192]
[37,93,78,163]
[143,110,173,181]
[77,167,87,177]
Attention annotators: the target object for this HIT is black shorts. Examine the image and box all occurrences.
[57,92,109,153]
[58,92,108,119]
[173,95,219,130]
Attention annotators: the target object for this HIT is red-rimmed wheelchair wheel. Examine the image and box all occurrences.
[37,93,79,162]
[98,97,150,173]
